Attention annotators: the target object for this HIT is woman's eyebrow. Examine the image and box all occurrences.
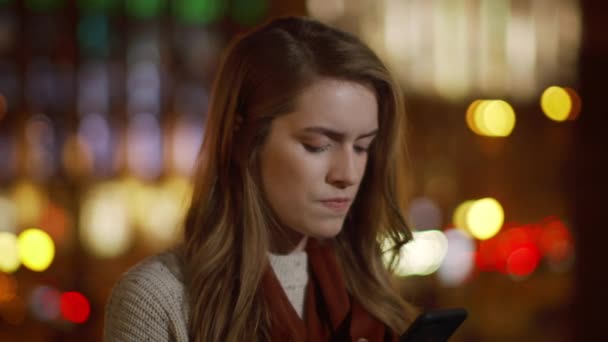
[300,126,378,141]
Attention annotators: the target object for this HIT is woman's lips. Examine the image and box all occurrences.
[319,198,351,212]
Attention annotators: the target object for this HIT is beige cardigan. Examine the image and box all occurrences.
[104,250,189,342]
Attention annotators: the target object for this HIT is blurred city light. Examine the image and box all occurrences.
[453,200,475,233]
[306,0,345,22]
[507,244,541,278]
[541,86,582,121]
[466,198,505,240]
[0,232,20,273]
[408,197,443,230]
[78,112,115,176]
[132,179,189,249]
[25,114,59,181]
[60,291,90,324]
[333,0,582,101]
[540,218,574,271]
[17,228,55,272]
[0,195,17,233]
[39,202,70,247]
[172,114,204,176]
[172,0,226,24]
[466,100,516,137]
[438,228,475,287]
[29,286,61,322]
[80,182,133,258]
[395,230,448,276]
[126,113,163,180]
[11,181,47,228]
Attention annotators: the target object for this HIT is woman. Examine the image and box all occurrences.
[104,16,416,342]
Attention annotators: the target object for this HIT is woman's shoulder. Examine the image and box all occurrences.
[103,246,189,342]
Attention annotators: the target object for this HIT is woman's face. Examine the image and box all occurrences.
[258,78,378,244]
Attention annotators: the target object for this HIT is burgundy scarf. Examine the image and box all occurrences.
[262,238,398,342]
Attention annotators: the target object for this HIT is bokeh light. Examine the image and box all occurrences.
[466,100,516,137]
[29,286,61,321]
[134,177,191,249]
[465,198,505,240]
[60,292,91,324]
[541,86,571,122]
[0,195,17,233]
[172,0,226,24]
[407,197,443,230]
[0,232,20,273]
[25,113,59,181]
[80,182,133,258]
[78,112,114,176]
[507,245,541,278]
[11,181,47,228]
[38,203,70,247]
[126,113,163,180]
[540,218,574,271]
[306,0,345,22]
[395,230,448,276]
[17,228,55,272]
[453,200,475,233]
[172,114,204,176]
[564,87,582,120]
[438,228,475,287]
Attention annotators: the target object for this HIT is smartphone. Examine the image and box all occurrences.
[399,307,468,342]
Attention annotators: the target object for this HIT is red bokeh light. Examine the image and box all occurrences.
[60,292,90,324]
[507,245,541,277]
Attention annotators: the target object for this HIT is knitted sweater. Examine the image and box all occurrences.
[103,248,308,342]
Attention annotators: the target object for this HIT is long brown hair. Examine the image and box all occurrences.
[183,16,416,341]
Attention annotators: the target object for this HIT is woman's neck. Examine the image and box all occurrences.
[269,232,308,255]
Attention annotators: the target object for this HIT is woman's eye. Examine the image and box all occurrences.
[354,145,370,154]
[303,144,330,153]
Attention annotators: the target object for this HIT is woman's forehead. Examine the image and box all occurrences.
[283,79,378,135]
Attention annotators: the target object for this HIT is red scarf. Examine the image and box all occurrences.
[262,238,398,342]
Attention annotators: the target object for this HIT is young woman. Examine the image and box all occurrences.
[104,16,417,342]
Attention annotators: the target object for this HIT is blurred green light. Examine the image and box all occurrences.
[173,0,226,25]
[231,0,267,26]
[26,0,65,11]
[125,0,167,19]
[78,14,110,57]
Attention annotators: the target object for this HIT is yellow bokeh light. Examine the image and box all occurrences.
[17,228,55,272]
[467,100,516,137]
[481,100,516,137]
[135,177,192,249]
[466,100,483,135]
[0,232,20,273]
[0,195,17,233]
[11,181,47,228]
[465,198,504,240]
[453,200,475,233]
[80,182,133,258]
[541,86,572,122]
